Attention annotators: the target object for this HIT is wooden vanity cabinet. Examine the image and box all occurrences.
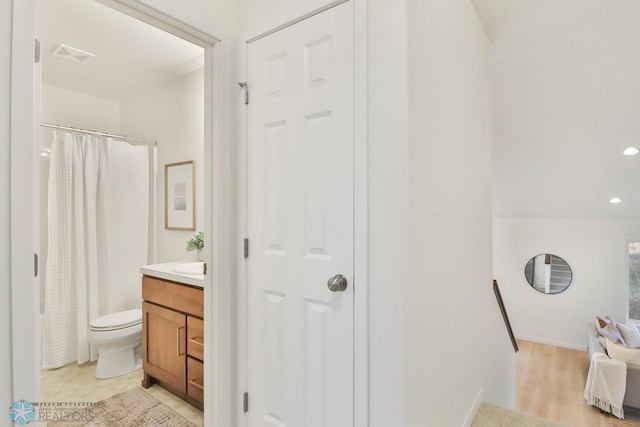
[141,276,204,410]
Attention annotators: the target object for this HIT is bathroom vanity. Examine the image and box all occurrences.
[140,262,204,410]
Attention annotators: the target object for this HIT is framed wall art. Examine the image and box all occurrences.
[165,160,196,231]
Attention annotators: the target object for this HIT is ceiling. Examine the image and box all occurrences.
[42,0,640,219]
[473,0,640,218]
[42,0,203,101]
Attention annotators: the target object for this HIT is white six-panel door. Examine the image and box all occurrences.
[246,2,354,426]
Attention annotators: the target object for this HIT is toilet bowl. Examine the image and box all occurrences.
[88,308,142,379]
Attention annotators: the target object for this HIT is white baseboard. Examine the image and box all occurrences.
[463,388,484,427]
[515,334,587,351]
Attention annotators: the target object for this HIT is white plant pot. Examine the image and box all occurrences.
[196,248,203,262]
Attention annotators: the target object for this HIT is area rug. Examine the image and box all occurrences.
[472,402,568,427]
[47,387,196,426]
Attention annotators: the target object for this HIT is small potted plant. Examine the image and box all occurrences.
[186,231,204,261]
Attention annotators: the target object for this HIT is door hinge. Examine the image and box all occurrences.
[243,392,249,413]
[34,39,41,63]
[34,253,38,278]
[203,262,207,275]
[238,82,249,105]
[244,238,249,258]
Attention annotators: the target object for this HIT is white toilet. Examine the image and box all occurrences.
[87,308,143,379]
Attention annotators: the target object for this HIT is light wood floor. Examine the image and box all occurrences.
[517,340,640,427]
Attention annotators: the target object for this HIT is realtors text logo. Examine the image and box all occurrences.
[8,401,95,424]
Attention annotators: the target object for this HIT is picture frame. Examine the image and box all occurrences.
[493,280,519,353]
[165,160,196,231]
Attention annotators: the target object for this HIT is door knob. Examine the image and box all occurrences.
[327,274,348,292]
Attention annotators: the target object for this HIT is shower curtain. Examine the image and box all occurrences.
[42,131,149,369]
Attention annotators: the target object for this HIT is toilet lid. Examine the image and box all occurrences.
[90,309,142,330]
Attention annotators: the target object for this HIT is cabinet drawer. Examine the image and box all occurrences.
[187,357,204,404]
[187,316,204,361]
[142,276,203,317]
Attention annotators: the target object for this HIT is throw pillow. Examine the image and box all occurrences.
[617,323,640,348]
[597,316,613,329]
[597,321,627,347]
[607,338,640,366]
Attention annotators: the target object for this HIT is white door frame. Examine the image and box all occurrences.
[237,0,369,425]
[10,0,40,404]
[10,1,233,426]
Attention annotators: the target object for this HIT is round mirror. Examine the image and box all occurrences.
[524,254,572,294]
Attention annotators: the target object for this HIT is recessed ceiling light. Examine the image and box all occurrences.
[610,197,622,204]
[624,147,639,156]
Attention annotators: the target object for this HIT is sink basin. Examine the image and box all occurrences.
[172,262,204,275]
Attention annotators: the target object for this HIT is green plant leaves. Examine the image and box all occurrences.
[186,231,204,252]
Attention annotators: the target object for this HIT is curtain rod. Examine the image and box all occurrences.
[40,123,157,146]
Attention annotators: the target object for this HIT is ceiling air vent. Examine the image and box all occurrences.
[51,44,95,64]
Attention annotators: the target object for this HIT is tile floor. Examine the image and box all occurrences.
[41,363,204,426]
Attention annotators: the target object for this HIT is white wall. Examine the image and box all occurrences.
[38,85,122,313]
[493,217,640,350]
[121,68,204,263]
[135,0,237,38]
[0,0,14,406]
[367,0,408,425]
[40,84,121,140]
[406,0,515,425]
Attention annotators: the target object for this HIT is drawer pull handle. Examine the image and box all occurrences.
[177,326,186,356]
[189,379,204,391]
[188,336,204,346]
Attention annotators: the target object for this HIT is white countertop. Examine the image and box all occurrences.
[140,261,204,288]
